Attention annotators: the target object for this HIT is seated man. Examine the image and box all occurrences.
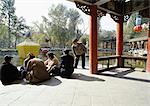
[26,58,50,83]
[23,53,35,69]
[44,52,60,76]
[60,49,74,78]
[0,55,21,85]
[20,53,35,78]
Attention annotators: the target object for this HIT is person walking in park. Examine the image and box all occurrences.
[72,38,87,69]
[44,52,60,76]
[60,49,74,78]
[0,55,21,85]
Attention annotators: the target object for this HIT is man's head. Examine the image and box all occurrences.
[27,53,35,59]
[47,52,54,59]
[63,48,70,54]
[72,38,78,44]
[4,55,13,63]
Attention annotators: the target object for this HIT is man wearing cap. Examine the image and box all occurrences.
[0,55,21,85]
[72,39,87,69]
[60,49,74,78]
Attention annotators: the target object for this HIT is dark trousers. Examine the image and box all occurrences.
[60,67,74,78]
[49,66,60,76]
[74,53,85,68]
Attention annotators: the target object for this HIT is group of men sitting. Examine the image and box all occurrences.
[0,49,74,85]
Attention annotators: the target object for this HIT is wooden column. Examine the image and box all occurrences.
[146,30,150,72]
[106,42,108,48]
[103,42,105,49]
[116,16,123,67]
[110,41,113,49]
[90,5,98,74]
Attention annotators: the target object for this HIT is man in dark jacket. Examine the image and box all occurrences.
[60,49,74,78]
[0,55,20,85]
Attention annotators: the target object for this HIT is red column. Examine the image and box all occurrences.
[146,30,150,72]
[116,16,123,67]
[90,5,98,74]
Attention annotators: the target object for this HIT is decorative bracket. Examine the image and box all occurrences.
[110,14,119,22]
[75,2,106,18]
[110,14,131,23]
[75,1,91,15]
[124,14,130,22]
[75,2,130,22]
[97,9,106,17]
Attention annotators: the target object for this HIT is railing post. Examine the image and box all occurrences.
[107,59,109,68]
[122,56,124,67]
[144,59,147,71]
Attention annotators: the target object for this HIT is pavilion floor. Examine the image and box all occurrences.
[0,66,150,106]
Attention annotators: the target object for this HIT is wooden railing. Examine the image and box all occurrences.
[98,55,119,71]
[97,55,147,72]
[121,55,147,70]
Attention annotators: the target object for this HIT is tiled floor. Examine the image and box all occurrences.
[0,67,150,106]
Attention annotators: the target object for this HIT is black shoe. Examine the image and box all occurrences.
[82,67,86,69]
[74,66,77,68]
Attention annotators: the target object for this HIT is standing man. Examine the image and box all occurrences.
[0,55,21,85]
[72,39,87,69]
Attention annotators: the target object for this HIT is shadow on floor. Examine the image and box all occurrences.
[71,73,105,82]
[37,77,62,86]
[2,77,62,86]
[1,80,23,86]
[111,68,135,77]
[98,68,150,83]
